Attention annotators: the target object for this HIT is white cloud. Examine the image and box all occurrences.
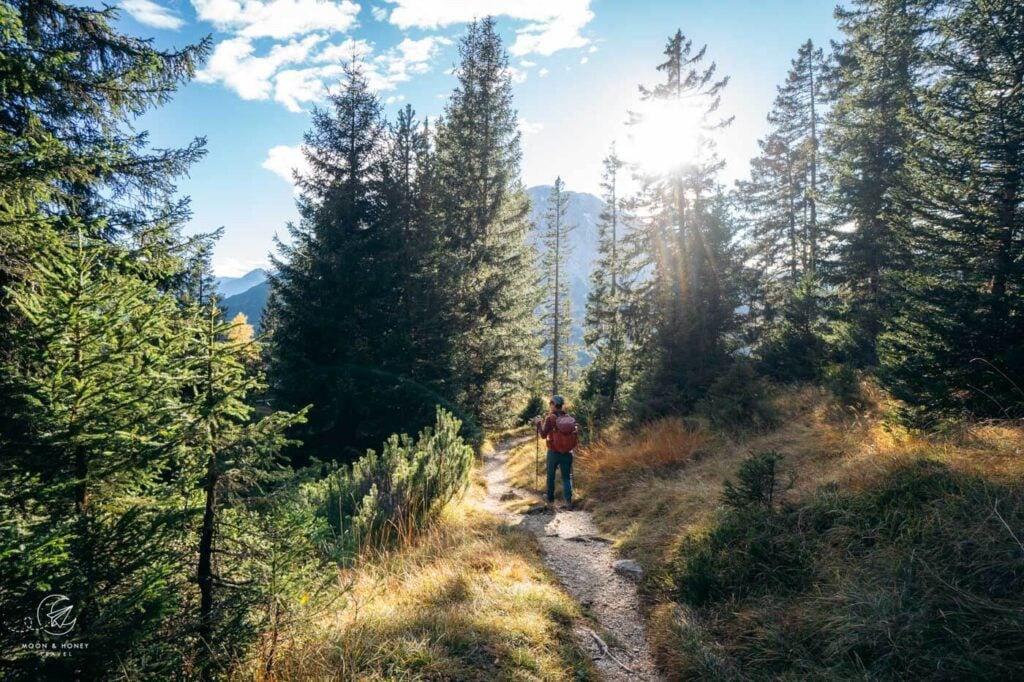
[364,35,451,91]
[580,56,588,65]
[370,5,388,20]
[262,144,311,192]
[191,0,360,39]
[384,0,593,56]
[121,0,185,29]
[505,65,527,84]
[518,117,543,135]
[194,2,453,111]
[385,94,406,104]
[538,67,549,77]
[274,65,344,111]
[588,44,597,53]
[196,35,324,101]
[315,37,374,63]
[519,59,537,68]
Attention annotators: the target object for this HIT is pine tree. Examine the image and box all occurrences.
[581,147,634,426]
[629,30,739,417]
[827,0,931,365]
[431,17,540,427]
[539,177,575,394]
[738,40,830,377]
[880,0,1024,422]
[269,59,404,462]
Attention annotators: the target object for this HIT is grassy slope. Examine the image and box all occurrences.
[508,386,1024,679]
[253,462,596,680]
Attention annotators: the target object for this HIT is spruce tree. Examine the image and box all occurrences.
[539,176,575,394]
[268,60,404,462]
[827,0,931,365]
[879,0,1024,422]
[629,30,739,417]
[431,17,540,426]
[581,147,634,426]
[1,231,195,676]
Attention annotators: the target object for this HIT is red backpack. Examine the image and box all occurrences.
[550,414,579,453]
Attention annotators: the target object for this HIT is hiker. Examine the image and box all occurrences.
[533,395,578,509]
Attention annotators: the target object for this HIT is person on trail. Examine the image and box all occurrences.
[533,395,578,509]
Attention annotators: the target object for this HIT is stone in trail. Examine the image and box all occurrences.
[481,436,662,681]
[613,559,644,581]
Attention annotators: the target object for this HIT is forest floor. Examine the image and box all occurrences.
[481,435,662,681]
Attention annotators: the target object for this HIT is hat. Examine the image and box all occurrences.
[551,395,565,407]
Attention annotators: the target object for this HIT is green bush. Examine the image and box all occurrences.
[309,407,474,555]
[518,395,547,425]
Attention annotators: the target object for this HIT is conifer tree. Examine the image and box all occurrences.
[1,231,195,675]
[827,0,931,364]
[769,40,828,275]
[582,147,634,425]
[185,302,300,677]
[431,17,540,426]
[268,60,403,461]
[738,40,830,376]
[539,176,575,394]
[629,30,739,416]
[880,0,1024,421]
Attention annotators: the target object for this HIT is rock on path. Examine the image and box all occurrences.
[481,436,662,681]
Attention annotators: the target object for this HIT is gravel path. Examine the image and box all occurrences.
[482,436,661,681]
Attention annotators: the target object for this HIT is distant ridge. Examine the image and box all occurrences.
[216,268,268,299]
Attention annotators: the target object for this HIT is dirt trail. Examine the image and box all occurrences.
[482,436,661,681]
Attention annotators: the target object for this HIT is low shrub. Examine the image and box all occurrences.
[674,453,810,605]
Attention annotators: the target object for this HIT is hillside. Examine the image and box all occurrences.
[216,268,268,298]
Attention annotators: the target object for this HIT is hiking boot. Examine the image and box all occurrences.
[564,501,574,511]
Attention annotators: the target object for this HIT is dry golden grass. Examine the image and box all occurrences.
[247,475,596,681]
[562,383,1024,639]
[559,383,1024,679]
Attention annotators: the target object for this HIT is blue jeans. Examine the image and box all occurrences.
[546,449,573,503]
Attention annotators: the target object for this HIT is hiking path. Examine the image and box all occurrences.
[481,435,661,681]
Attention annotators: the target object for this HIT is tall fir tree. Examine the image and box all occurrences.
[431,17,540,427]
[880,0,1024,422]
[268,60,407,462]
[738,40,831,378]
[827,0,931,365]
[539,176,575,394]
[629,30,739,417]
[581,147,635,427]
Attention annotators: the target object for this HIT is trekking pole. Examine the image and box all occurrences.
[534,425,540,494]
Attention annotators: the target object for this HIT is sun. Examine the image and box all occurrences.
[623,98,708,176]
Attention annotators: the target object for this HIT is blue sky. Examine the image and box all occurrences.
[117,0,841,276]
